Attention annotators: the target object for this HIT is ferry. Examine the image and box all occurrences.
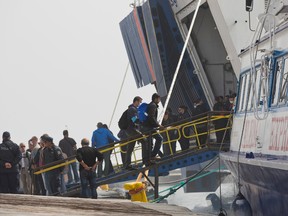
[120,0,288,215]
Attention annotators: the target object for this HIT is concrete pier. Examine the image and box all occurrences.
[0,194,207,216]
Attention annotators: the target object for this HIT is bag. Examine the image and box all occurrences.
[138,103,148,123]
[118,109,129,130]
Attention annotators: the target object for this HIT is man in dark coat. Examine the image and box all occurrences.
[123,96,148,169]
[141,93,164,164]
[0,131,22,193]
[41,134,64,196]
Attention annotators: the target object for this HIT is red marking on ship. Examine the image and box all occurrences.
[269,117,288,152]
[242,119,258,149]
[133,9,156,82]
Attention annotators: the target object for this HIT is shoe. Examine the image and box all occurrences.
[151,155,161,161]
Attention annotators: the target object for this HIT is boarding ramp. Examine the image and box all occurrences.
[33,111,232,198]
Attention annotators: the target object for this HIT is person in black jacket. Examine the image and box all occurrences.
[123,96,149,169]
[41,134,64,196]
[0,131,22,193]
[59,130,79,184]
[141,93,164,163]
[76,138,103,199]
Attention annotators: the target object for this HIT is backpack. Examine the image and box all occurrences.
[138,103,148,123]
[118,109,129,130]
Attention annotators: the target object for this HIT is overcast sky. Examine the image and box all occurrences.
[0,0,156,146]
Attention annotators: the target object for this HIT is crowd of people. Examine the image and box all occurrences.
[0,92,235,198]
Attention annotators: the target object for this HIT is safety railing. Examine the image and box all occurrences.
[32,111,232,177]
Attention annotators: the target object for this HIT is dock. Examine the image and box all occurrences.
[0,194,208,216]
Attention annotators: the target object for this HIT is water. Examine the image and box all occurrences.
[155,174,237,215]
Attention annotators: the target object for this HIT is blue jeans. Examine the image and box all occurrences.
[60,174,66,194]
[80,169,97,198]
[68,162,80,183]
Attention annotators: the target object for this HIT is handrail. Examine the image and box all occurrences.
[32,111,232,176]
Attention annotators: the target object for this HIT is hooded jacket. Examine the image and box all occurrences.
[142,101,160,128]
[91,128,119,148]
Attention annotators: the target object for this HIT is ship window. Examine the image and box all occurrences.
[237,74,246,112]
[242,73,250,111]
[255,68,262,108]
[237,68,264,113]
[247,73,254,111]
[237,73,251,112]
[279,57,288,104]
[271,60,283,106]
[271,56,288,107]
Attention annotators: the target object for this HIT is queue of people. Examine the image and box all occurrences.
[0,92,234,198]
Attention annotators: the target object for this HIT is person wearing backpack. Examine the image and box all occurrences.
[123,96,149,170]
[141,93,164,162]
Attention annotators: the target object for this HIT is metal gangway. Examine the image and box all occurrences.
[33,111,232,199]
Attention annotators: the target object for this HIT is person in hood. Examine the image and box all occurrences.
[91,123,119,177]
[0,131,22,193]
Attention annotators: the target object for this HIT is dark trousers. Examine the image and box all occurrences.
[0,172,19,194]
[80,169,97,198]
[45,171,61,195]
[32,172,46,195]
[179,137,190,151]
[117,129,128,164]
[97,151,114,177]
[179,127,190,151]
[196,125,208,146]
[162,130,177,156]
[141,127,163,162]
[124,128,147,168]
[214,119,229,143]
[162,141,176,156]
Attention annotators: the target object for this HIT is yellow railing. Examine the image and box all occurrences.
[33,112,232,175]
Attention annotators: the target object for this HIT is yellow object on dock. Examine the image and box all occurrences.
[124,182,147,202]
[100,184,109,191]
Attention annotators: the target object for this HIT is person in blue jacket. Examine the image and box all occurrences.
[91,122,119,177]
